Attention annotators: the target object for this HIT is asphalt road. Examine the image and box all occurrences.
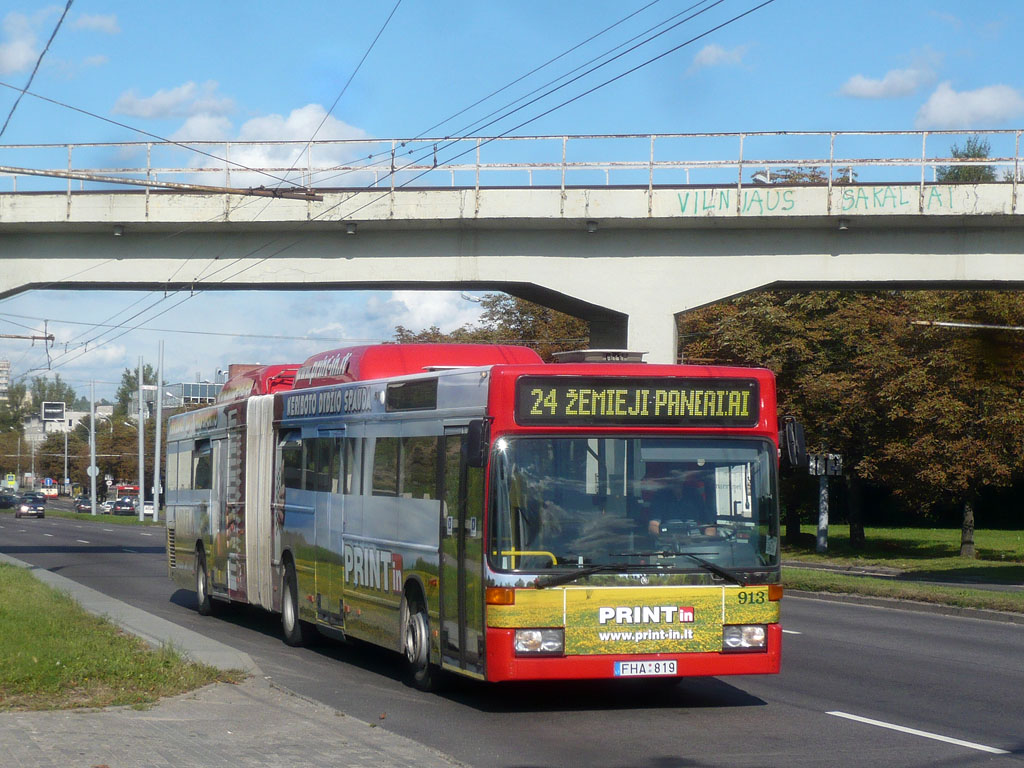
[2,507,1022,767]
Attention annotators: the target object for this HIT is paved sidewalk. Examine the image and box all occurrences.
[0,552,467,768]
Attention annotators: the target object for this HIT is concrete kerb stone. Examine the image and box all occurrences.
[0,551,259,674]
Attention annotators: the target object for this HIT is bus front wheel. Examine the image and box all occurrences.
[402,594,438,691]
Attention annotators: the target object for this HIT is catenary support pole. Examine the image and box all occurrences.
[137,356,145,522]
[152,340,163,523]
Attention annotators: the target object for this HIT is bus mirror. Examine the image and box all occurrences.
[466,420,489,468]
[781,418,807,469]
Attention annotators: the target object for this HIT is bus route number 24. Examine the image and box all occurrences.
[531,388,557,415]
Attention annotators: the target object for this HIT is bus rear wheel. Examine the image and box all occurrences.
[281,561,306,647]
[196,548,216,616]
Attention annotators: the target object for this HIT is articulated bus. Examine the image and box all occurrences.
[166,344,802,689]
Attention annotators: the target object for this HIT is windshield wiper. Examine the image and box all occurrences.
[610,551,748,587]
[534,563,638,589]
[682,553,747,587]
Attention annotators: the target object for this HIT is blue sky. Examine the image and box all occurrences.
[1,0,1022,400]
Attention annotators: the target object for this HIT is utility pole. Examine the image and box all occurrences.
[137,356,145,522]
[152,340,163,523]
[89,381,97,515]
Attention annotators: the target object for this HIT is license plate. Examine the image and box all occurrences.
[614,660,677,677]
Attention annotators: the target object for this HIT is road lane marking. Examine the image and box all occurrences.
[122,547,137,553]
[827,711,1009,754]
[43,533,53,537]
[76,539,90,544]
[782,629,801,635]
[140,532,153,536]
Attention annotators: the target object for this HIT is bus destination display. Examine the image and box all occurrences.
[515,376,759,427]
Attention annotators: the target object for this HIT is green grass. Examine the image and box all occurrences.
[785,524,1024,578]
[43,507,161,526]
[0,563,242,711]
[783,567,1024,614]
[782,525,1024,613]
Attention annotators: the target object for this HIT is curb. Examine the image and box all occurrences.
[786,588,1024,625]
[0,551,260,674]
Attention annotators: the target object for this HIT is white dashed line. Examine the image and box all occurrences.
[140,532,153,536]
[43,533,54,537]
[782,629,801,635]
[76,539,90,544]
[827,711,1009,754]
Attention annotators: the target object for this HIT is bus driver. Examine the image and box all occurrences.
[643,467,716,537]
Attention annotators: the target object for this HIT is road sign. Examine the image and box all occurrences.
[41,401,66,421]
[86,465,99,478]
[44,477,53,486]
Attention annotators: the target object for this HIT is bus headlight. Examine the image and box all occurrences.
[722,624,767,652]
[514,628,564,655]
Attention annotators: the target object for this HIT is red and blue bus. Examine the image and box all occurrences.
[165,344,801,689]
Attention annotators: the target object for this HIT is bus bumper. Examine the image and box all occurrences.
[484,623,781,682]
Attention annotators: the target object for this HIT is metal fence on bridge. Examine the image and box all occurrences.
[1,129,1021,201]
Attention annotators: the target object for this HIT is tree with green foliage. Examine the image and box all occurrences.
[936,136,997,183]
[114,364,158,416]
[681,290,1024,556]
[394,294,588,361]
[28,374,77,412]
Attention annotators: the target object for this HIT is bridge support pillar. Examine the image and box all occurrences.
[624,308,678,365]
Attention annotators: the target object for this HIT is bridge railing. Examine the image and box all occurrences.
[0,129,1020,199]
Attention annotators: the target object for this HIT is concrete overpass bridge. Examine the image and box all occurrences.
[1,129,1023,363]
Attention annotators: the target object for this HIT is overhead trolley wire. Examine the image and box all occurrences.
[0,0,73,139]
[15,1,777,375]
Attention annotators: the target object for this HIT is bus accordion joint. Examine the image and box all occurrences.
[485,587,516,606]
[768,584,784,601]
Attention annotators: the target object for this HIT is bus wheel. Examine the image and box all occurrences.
[281,561,305,647]
[402,595,438,691]
[196,548,216,616]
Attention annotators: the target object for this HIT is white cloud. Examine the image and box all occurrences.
[841,67,932,99]
[73,14,120,34]
[183,104,372,188]
[171,114,233,141]
[113,81,234,119]
[365,291,483,336]
[0,12,36,75]
[915,81,1024,128]
[83,54,108,68]
[687,44,748,74]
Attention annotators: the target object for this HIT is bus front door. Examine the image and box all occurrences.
[440,430,485,676]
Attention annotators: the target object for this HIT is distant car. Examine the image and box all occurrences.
[100,499,114,513]
[0,492,16,509]
[111,497,136,516]
[15,495,45,519]
[22,491,46,504]
[74,497,92,513]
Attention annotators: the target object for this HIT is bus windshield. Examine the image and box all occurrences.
[487,436,779,575]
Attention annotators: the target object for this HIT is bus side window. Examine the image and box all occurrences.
[307,438,339,493]
[280,433,303,490]
[166,443,179,492]
[343,438,360,495]
[372,437,399,497]
[193,441,212,490]
[402,436,438,500]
